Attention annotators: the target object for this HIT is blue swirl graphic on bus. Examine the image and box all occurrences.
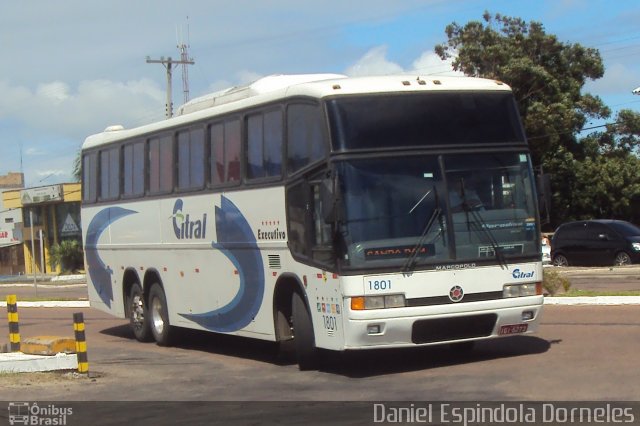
[179,196,265,332]
[85,207,137,308]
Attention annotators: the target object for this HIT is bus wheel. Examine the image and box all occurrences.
[128,283,152,342]
[292,292,319,370]
[148,283,174,346]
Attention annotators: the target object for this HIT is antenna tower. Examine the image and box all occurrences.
[178,18,193,104]
[146,18,195,119]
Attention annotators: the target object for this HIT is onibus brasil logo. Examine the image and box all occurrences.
[8,402,73,425]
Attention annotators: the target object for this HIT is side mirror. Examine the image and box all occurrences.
[320,178,335,224]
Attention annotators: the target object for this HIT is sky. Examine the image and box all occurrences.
[1,0,639,187]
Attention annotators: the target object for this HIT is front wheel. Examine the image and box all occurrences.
[148,283,175,346]
[292,292,319,370]
[614,251,632,266]
[128,282,152,342]
[552,254,569,267]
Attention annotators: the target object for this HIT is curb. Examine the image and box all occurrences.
[543,296,640,305]
[0,352,78,373]
[0,301,90,308]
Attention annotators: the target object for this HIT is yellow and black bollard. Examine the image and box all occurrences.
[73,312,89,374]
[6,295,20,352]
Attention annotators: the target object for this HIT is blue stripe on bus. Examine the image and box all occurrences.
[179,195,265,333]
[85,207,138,308]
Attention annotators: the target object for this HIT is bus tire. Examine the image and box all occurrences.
[292,292,319,370]
[128,282,152,342]
[148,283,174,346]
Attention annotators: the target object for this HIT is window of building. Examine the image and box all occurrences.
[149,135,174,194]
[287,103,326,174]
[178,127,205,190]
[123,141,145,197]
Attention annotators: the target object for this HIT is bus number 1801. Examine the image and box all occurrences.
[367,279,392,292]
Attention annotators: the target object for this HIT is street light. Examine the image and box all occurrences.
[633,86,640,95]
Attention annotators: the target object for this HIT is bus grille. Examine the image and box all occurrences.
[411,313,497,344]
[406,291,503,307]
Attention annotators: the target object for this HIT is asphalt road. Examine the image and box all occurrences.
[0,304,638,402]
[1,269,638,424]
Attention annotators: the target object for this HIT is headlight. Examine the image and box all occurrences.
[503,283,542,298]
[632,243,640,251]
[351,294,406,310]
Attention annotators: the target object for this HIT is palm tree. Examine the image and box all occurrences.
[49,239,83,273]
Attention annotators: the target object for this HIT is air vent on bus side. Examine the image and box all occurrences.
[267,255,282,269]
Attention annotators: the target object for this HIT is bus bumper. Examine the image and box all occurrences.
[342,297,543,350]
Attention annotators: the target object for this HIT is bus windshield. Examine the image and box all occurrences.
[336,152,538,270]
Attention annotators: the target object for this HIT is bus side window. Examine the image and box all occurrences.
[178,127,205,190]
[82,152,98,203]
[287,103,326,174]
[286,175,335,267]
[247,110,283,181]
[287,181,311,258]
[99,147,120,200]
[311,182,334,264]
[264,110,283,177]
[149,135,174,194]
[123,141,145,197]
[210,123,225,185]
[225,119,241,183]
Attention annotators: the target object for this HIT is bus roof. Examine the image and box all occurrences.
[82,73,512,150]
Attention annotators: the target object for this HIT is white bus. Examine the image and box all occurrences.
[81,74,544,370]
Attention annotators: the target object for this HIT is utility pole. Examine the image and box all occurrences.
[146,55,194,119]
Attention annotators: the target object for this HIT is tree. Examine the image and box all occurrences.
[569,109,640,222]
[435,12,609,165]
[434,12,625,226]
[73,148,82,182]
[49,239,84,274]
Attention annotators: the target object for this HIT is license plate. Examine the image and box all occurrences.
[499,324,528,335]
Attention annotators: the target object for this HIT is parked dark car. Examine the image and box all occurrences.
[551,220,640,266]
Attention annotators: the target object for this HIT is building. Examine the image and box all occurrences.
[0,172,25,275]
[2,181,82,275]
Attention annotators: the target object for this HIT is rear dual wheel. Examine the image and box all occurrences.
[127,282,174,346]
[128,283,152,342]
[148,283,175,346]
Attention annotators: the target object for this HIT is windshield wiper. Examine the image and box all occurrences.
[409,188,433,214]
[403,186,442,274]
[459,179,507,268]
